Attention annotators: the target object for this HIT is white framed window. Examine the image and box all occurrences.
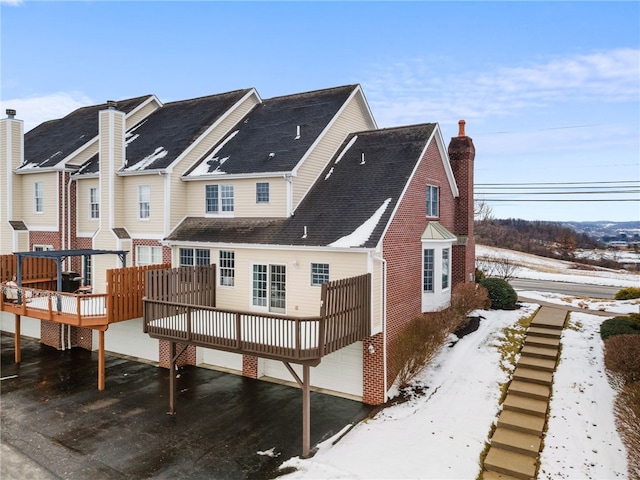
[252,264,267,307]
[205,184,234,214]
[33,245,53,252]
[138,185,150,219]
[179,248,210,267]
[310,263,329,286]
[256,182,269,203]
[219,250,235,286]
[426,185,439,217]
[89,187,100,219]
[442,248,450,290]
[423,248,434,292]
[136,246,163,266]
[34,182,43,213]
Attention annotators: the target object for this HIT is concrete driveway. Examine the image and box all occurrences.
[0,333,372,479]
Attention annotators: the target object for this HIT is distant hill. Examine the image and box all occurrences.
[560,221,640,244]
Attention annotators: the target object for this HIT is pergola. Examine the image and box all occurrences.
[14,249,128,290]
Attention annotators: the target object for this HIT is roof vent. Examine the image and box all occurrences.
[360,152,365,165]
[302,226,308,239]
[268,152,276,159]
[6,109,16,119]
[295,125,301,140]
[106,100,117,110]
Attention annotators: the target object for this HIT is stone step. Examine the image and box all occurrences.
[497,409,545,435]
[503,394,548,418]
[508,380,551,401]
[513,367,553,386]
[483,470,523,480]
[527,326,562,339]
[520,345,558,361]
[530,309,566,330]
[491,427,541,457]
[517,356,557,373]
[484,447,538,480]
[524,335,560,349]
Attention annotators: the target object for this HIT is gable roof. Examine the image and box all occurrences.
[19,95,153,171]
[166,123,438,249]
[73,89,254,177]
[184,85,359,177]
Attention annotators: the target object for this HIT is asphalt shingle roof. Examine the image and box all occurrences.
[21,96,153,170]
[185,85,359,176]
[167,123,437,248]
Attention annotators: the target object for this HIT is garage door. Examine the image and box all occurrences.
[199,348,243,372]
[261,342,363,398]
[103,318,159,362]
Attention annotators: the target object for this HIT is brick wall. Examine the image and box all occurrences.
[158,340,197,368]
[365,139,458,403]
[40,320,62,349]
[70,326,93,350]
[242,355,258,378]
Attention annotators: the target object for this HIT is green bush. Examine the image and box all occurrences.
[478,277,518,310]
[615,287,640,300]
[600,314,640,341]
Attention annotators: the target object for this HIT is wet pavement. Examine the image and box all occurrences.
[0,333,373,479]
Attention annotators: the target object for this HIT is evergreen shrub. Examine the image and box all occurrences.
[615,287,640,300]
[600,314,640,341]
[478,277,518,310]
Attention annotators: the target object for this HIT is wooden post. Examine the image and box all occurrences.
[302,364,310,458]
[14,314,21,363]
[169,341,177,415]
[98,329,105,390]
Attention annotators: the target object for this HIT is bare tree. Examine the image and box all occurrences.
[476,255,520,281]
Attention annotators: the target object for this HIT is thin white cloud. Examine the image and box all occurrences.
[0,0,24,5]
[0,92,95,133]
[364,48,640,127]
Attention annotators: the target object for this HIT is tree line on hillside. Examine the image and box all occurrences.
[474,217,625,267]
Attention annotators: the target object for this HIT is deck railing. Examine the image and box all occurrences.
[0,283,107,327]
[143,266,370,363]
[0,254,57,290]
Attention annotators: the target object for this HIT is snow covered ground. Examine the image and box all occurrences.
[277,246,639,479]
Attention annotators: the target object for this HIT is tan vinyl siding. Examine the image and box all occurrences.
[174,246,368,316]
[126,99,160,130]
[112,114,126,227]
[76,178,100,234]
[65,140,98,167]
[21,172,58,228]
[122,175,165,236]
[170,94,259,229]
[186,177,288,218]
[11,122,22,169]
[292,97,373,210]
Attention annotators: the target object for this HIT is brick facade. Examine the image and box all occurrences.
[158,340,197,368]
[242,355,259,378]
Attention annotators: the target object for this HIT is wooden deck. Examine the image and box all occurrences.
[143,266,371,365]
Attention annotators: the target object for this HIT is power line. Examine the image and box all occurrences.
[476,190,640,195]
[481,198,639,202]
[476,180,639,186]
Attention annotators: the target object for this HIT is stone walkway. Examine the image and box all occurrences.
[483,306,568,480]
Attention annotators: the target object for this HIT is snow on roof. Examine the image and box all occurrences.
[329,198,391,248]
[121,146,168,172]
[187,130,239,176]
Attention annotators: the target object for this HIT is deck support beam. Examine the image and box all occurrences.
[98,329,105,390]
[168,342,187,415]
[284,362,312,458]
[14,314,21,363]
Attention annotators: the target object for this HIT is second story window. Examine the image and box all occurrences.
[34,182,43,213]
[256,182,269,203]
[89,187,100,219]
[138,185,150,219]
[206,184,234,214]
[426,185,439,217]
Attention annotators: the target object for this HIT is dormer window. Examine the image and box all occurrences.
[426,185,439,217]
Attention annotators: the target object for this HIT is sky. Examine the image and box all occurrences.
[1,1,639,223]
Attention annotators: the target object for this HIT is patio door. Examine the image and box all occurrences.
[252,264,286,313]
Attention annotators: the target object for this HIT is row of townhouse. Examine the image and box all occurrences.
[0,84,475,405]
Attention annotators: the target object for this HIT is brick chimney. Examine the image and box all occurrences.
[448,120,476,285]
